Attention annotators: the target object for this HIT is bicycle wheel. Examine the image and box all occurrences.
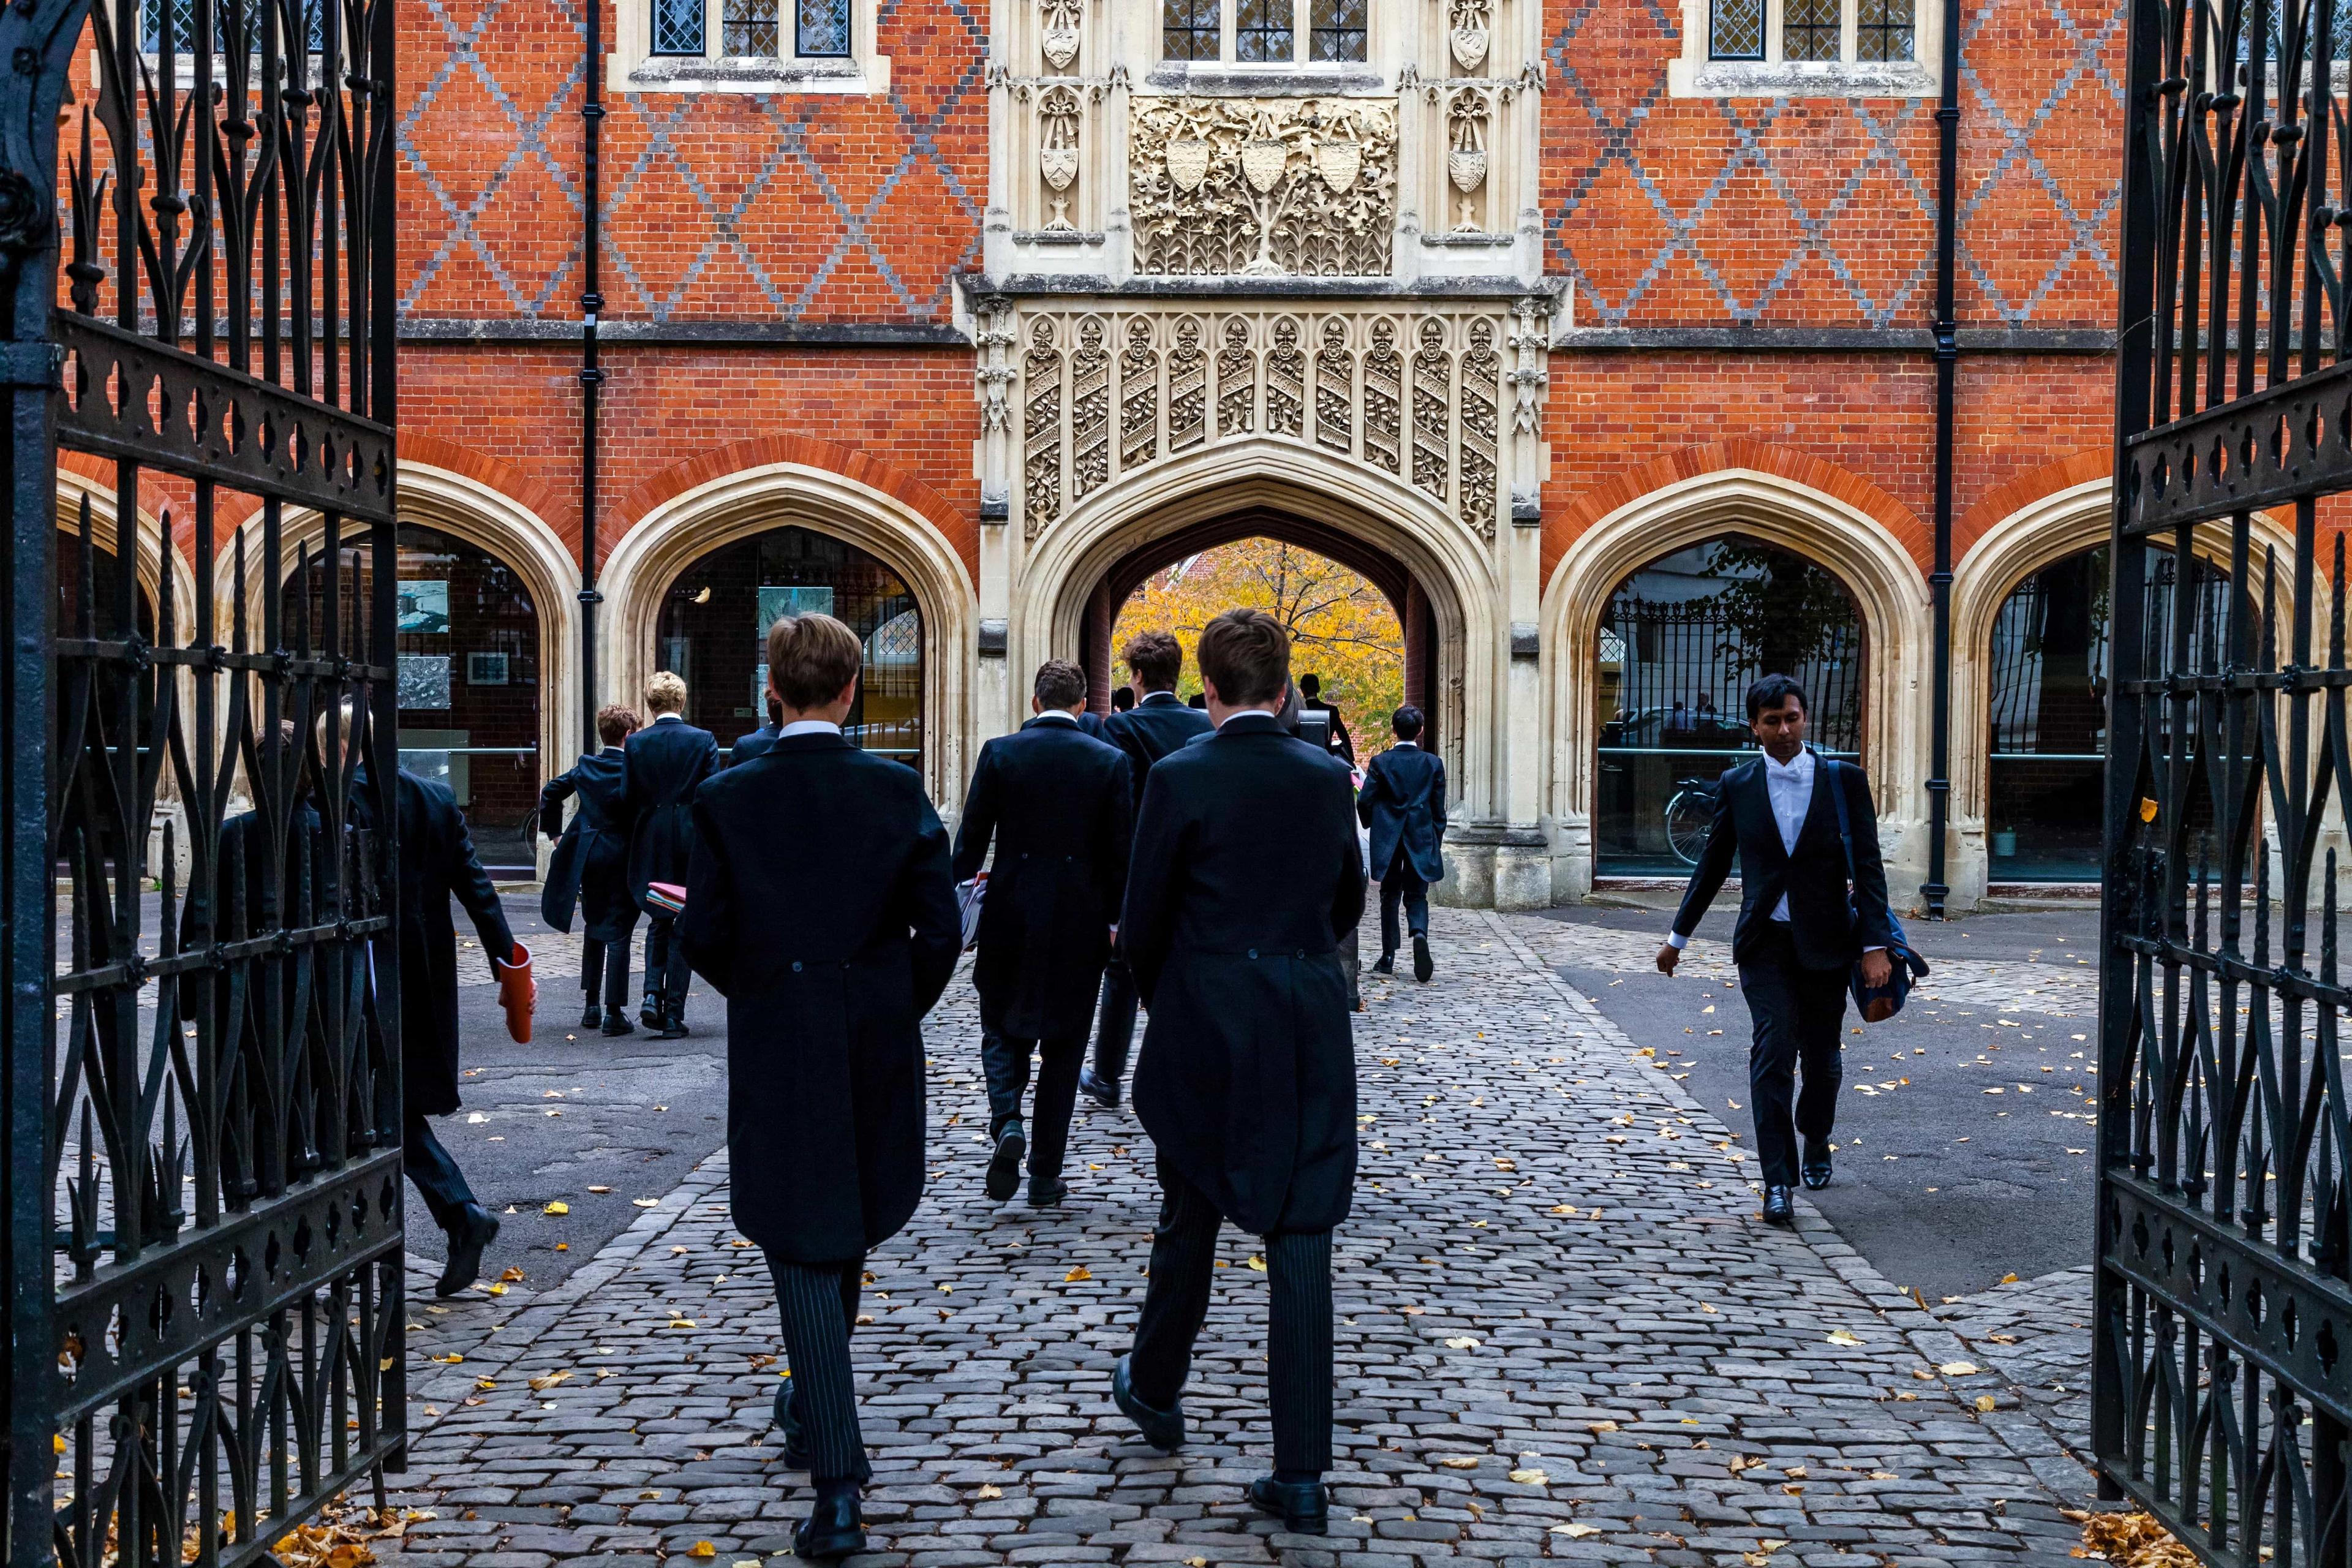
[1665,793,1713,867]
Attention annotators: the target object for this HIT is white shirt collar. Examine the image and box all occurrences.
[1139,690,1182,706]
[1031,709,1080,726]
[654,712,682,723]
[780,719,841,738]
[1393,739,1418,748]
[1762,747,1813,777]
[1217,708,1283,730]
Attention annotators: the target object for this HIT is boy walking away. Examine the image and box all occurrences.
[684,612,960,1560]
[540,704,643,1035]
[622,671,718,1038]
[1357,705,1446,982]
[952,660,1133,1205]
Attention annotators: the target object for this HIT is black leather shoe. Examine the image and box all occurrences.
[581,1003,603,1030]
[986,1123,1026,1201]
[1761,1185,1796,1226]
[639,1003,663,1031]
[792,1490,865,1562]
[769,1381,812,1470]
[1412,937,1434,982]
[435,1204,499,1297]
[655,1015,689,1040]
[1801,1139,1833,1191]
[1372,954,1395,974]
[1028,1175,1069,1207]
[600,1014,635,1038]
[1248,1474,1329,1534]
[1112,1355,1184,1450]
[1078,1066,1120,1109]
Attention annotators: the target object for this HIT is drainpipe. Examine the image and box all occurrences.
[579,0,608,753]
[1923,0,1962,919]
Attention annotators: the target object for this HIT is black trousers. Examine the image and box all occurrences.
[403,1114,477,1233]
[982,1031,1084,1182]
[763,1251,871,1486]
[643,914,692,1017]
[579,921,637,1014]
[1378,852,1430,957]
[1128,1156,1333,1474]
[1090,948,1139,1088]
[1737,922,1850,1189]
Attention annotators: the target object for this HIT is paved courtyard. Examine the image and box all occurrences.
[383,907,2092,1568]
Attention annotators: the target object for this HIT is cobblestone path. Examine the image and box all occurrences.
[382,910,2087,1568]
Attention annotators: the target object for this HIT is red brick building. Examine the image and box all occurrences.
[179,0,2154,903]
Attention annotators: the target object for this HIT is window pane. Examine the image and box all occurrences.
[1310,0,1363,61]
[1235,0,1291,62]
[723,0,777,53]
[1708,0,1762,59]
[1784,0,1838,61]
[143,0,324,53]
[1162,0,1217,59]
[797,0,849,55]
[652,0,704,54]
[1856,0,1912,60]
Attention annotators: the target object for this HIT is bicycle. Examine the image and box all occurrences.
[1663,777,1720,867]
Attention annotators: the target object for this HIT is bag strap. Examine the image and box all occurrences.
[1824,752,1857,886]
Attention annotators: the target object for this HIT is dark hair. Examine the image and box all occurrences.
[1112,687,1136,711]
[1196,608,1291,706]
[768,613,863,711]
[1034,658,1088,709]
[1745,674,1807,721]
[1391,704,1425,741]
[1123,628,1183,692]
[1298,673,1321,698]
[597,704,640,746]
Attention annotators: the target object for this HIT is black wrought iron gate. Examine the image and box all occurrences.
[0,0,404,1557]
[2105,0,2352,1561]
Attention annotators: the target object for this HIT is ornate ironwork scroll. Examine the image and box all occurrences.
[1,0,406,1561]
[2104,1,2352,1561]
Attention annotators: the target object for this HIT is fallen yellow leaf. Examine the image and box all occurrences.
[542,1201,568,1216]
[1976,1395,1998,1412]
[1939,1361,1980,1376]
[687,1543,717,1559]
[1446,1336,1482,1349]
[1065,1265,1093,1282]
[1554,1523,1600,1538]
[1827,1329,1863,1347]
[527,1371,572,1392]
[500,1267,527,1283]
[1246,1256,1267,1272]
[588,1186,611,1193]
[1586,1420,1618,1433]
[1509,1468,1549,1485]
[633,1198,660,1208]
[1439,1456,1481,1469]
[976,1484,1003,1499]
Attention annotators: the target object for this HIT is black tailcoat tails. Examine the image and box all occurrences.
[682,733,960,1262]
[1357,743,1447,883]
[539,750,635,940]
[623,714,720,907]
[1669,753,1893,968]
[1122,711,1366,1235]
[352,767,516,1119]
[951,717,1133,1041]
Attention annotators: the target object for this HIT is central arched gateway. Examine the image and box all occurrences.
[1012,444,1511,902]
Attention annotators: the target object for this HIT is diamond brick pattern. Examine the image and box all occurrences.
[397,0,986,323]
[1543,0,2124,329]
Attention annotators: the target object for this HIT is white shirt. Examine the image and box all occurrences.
[1031,709,1080,726]
[780,719,840,739]
[1666,747,1880,952]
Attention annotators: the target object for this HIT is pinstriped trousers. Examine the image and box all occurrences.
[763,1251,872,1485]
[1127,1156,1335,1473]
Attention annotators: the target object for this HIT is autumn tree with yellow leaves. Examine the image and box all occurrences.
[1111,537,1404,752]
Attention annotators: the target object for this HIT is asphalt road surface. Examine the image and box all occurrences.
[1529,901,2104,1303]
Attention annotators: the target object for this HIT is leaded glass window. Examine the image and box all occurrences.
[1784,0,1839,61]
[1163,0,1218,60]
[723,0,778,53]
[651,0,703,55]
[143,0,324,53]
[1310,0,1364,61]
[1708,0,1763,59]
[1235,0,1292,62]
[797,0,849,56]
[1856,0,1912,60]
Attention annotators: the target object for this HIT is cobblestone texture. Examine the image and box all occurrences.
[378,909,2087,1568]
[1931,1270,2092,1482]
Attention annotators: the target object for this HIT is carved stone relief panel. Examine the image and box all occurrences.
[1446,89,1488,233]
[1130,98,1398,277]
[1023,318,1063,541]
[1002,304,1547,546]
[1071,317,1111,500]
[1314,320,1352,454]
[1217,320,1257,437]
[1039,0,1080,69]
[1038,85,1083,232]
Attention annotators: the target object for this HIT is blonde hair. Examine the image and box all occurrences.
[645,671,688,714]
